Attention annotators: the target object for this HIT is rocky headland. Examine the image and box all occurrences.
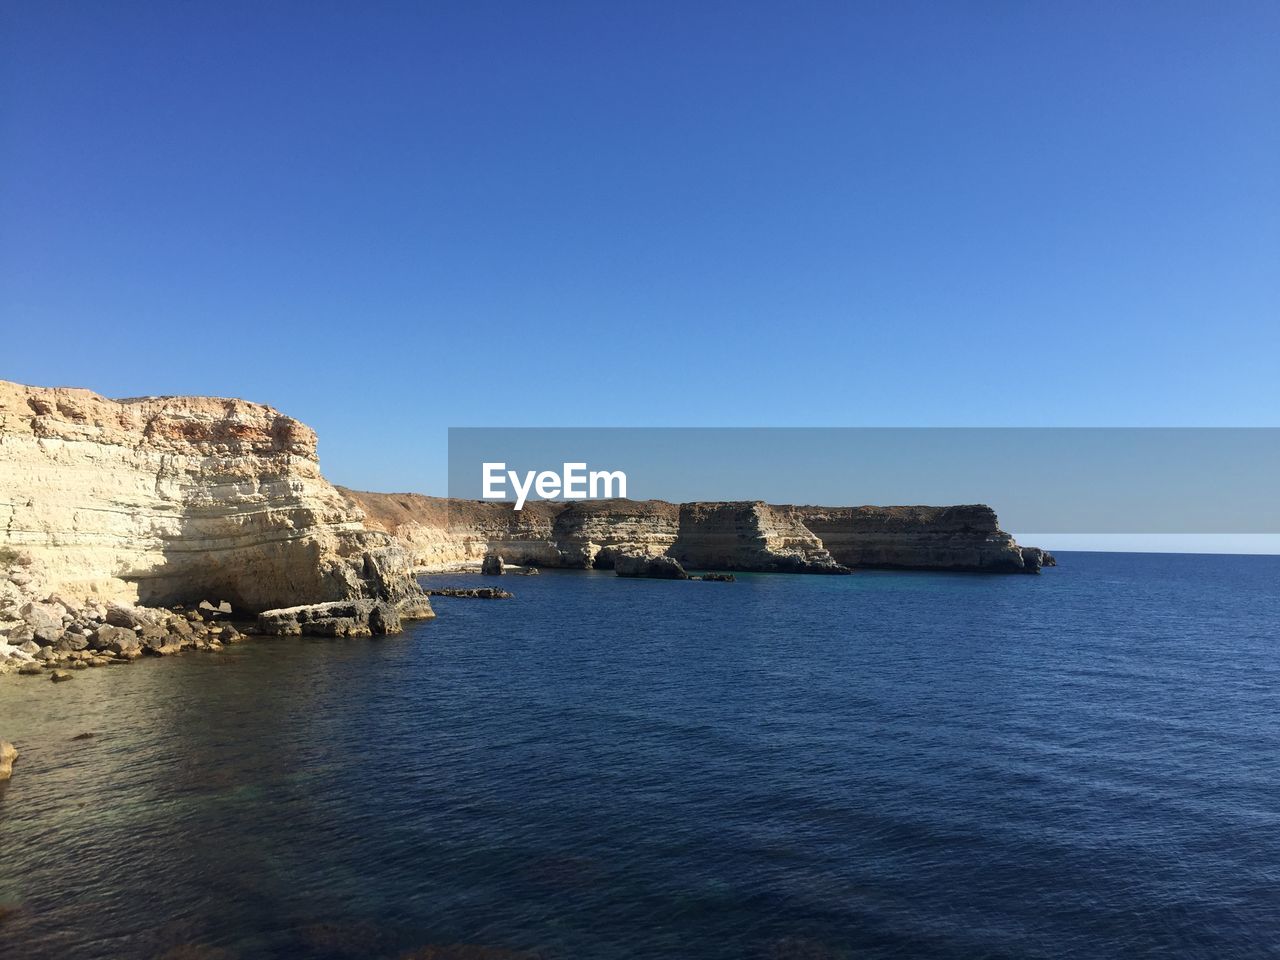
[0,380,434,678]
[347,491,1053,576]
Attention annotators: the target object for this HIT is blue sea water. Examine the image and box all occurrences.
[1,552,1278,960]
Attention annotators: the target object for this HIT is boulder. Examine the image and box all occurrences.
[480,553,505,576]
[93,624,142,656]
[0,740,17,780]
[17,639,40,655]
[367,602,401,636]
[19,601,65,643]
[6,623,36,646]
[139,622,168,642]
[17,662,44,676]
[46,593,83,616]
[105,604,153,630]
[50,669,73,682]
[614,553,690,580]
[54,633,90,652]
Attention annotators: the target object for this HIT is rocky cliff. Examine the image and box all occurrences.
[670,502,847,573]
[795,505,1052,573]
[343,490,1053,574]
[0,380,431,614]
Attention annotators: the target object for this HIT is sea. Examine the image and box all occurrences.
[1,552,1278,960]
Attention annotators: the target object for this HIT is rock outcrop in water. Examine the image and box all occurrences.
[614,552,690,579]
[0,739,17,781]
[795,504,1054,573]
[670,502,849,573]
[346,490,1052,575]
[256,596,434,637]
[0,380,433,654]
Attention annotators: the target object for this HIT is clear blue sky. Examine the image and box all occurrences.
[2,1,1277,498]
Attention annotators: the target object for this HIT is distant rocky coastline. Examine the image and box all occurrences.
[347,492,1055,577]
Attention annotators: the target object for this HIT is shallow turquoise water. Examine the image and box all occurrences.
[1,553,1278,959]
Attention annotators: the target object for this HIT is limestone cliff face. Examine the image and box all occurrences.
[0,380,428,612]
[551,500,680,568]
[796,504,1050,573]
[345,490,563,569]
[671,502,846,573]
[343,490,1052,574]
[345,491,680,570]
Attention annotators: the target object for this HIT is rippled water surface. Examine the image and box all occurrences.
[2,552,1279,959]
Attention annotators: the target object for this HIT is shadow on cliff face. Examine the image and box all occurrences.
[126,530,343,613]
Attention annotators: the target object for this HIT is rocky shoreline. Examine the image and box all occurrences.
[0,592,249,678]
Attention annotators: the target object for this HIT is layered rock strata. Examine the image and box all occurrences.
[0,380,433,655]
[256,596,434,638]
[345,490,1052,574]
[796,505,1054,573]
[0,380,429,609]
[670,502,848,573]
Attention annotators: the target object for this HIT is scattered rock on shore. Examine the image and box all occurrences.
[480,553,505,576]
[0,589,265,678]
[0,740,16,780]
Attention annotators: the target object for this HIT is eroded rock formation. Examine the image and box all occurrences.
[614,552,690,579]
[670,502,848,573]
[795,504,1053,573]
[345,490,1053,575]
[0,380,432,619]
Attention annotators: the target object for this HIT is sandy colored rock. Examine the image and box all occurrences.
[345,490,1051,575]
[0,740,17,780]
[0,380,430,613]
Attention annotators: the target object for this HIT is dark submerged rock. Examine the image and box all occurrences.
[424,588,514,599]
